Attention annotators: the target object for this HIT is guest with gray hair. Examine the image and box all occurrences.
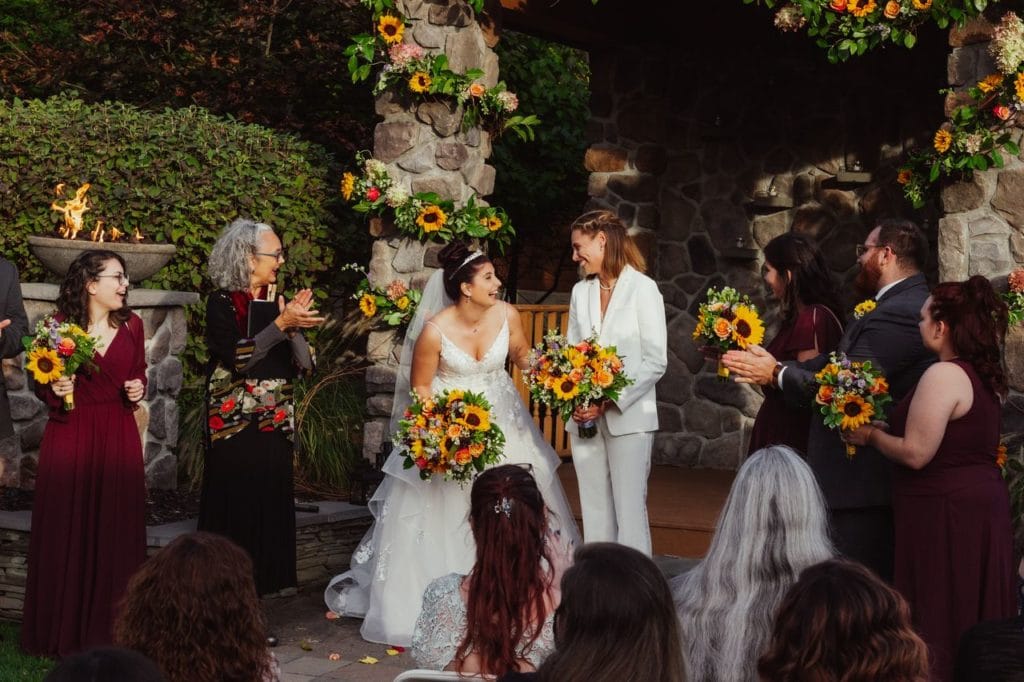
[673,445,834,682]
[198,217,323,596]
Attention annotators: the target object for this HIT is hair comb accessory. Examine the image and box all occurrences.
[454,250,484,273]
[493,496,513,518]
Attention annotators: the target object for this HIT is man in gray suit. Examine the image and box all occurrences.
[0,257,29,449]
[723,219,934,581]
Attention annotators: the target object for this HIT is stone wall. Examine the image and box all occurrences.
[362,0,499,460]
[2,284,197,490]
[940,15,1024,443]
[582,34,948,469]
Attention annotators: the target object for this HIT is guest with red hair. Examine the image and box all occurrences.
[846,275,1016,680]
[411,464,572,675]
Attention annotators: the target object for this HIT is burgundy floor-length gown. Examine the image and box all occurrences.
[21,314,147,658]
[889,360,1015,682]
[747,304,842,455]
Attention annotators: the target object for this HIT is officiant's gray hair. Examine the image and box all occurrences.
[673,445,833,681]
[208,218,275,291]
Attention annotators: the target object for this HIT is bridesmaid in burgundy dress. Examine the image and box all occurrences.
[21,250,147,657]
[748,233,843,455]
[846,276,1015,681]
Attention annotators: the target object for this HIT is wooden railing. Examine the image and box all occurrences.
[507,304,572,458]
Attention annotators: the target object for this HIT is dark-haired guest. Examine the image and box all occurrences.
[748,232,843,455]
[0,256,29,467]
[846,276,1016,681]
[501,542,685,682]
[114,532,279,682]
[44,647,165,682]
[22,250,147,657]
[412,465,571,675]
[954,615,1024,682]
[758,559,929,681]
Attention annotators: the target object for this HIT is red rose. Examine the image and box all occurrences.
[415,457,428,469]
[208,415,225,430]
[57,338,76,357]
[273,409,288,423]
[366,186,381,201]
[220,397,237,414]
[993,104,1012,121]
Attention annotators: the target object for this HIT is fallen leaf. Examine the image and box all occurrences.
[300,640,313,651]
[386,648,400,656]
[359,656,379,664]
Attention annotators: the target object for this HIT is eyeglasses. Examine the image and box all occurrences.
[855,243,889,257]
[255,250,285,261]
[96,273,130,285]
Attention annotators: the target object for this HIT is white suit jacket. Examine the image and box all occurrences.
[565,265,668,436]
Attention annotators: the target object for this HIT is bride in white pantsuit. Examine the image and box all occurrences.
[566,210,667,556]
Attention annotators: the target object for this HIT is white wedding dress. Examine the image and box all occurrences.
[325,312,580,647]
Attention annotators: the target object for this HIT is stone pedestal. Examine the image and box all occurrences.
[2,283,198,490]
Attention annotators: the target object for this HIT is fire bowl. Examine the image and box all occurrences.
[28,235,177,282]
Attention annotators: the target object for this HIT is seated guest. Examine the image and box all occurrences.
[673,445,833,681]
[114,532,279,682]
[500,542,685,682]
[412,464,572,675]
[846,276,1016,681]
[748,231,844,455]
[44,647,165,682]
[758,559,929,681]
[954,615,1024,682]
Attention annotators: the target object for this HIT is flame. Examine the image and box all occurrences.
[90,219,105,242]
[51,182,91,240]
[133,227,145,241]
[109,227,123,241]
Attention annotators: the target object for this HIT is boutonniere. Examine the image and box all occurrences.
[853,299,877,319]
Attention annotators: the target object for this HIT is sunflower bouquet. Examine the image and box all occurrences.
[524,331,634,439]
[394,388,505,483]
[354,276,421,330]
[691,286,765,380]
[1005,268,1024,326]
[813,351,893,459]
[23,316,102,411]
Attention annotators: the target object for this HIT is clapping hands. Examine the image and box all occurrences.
[276,289,325,333]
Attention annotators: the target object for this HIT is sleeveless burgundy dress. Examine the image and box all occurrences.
[748,304,842,455]
[21,314,147,657]
[888,360,1015,681]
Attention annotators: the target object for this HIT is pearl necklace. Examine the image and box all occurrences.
[598,279,616,292]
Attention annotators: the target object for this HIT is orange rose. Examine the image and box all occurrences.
[593,369,614,388]
[830,0,847,9]
[446,423,464,439]
[713,318,732,339]
[870,376,889,395]
[993,104,1013,121]
[468,83,486,97]
[883,1,900,18]
[816,385,834,405]
[455,448,472,465]
[469,443,485,458]
[57,337,76,357]
[896,168,912,185]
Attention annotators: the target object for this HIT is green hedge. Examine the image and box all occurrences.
[0,93,347,374]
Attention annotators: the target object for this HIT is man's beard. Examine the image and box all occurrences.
[854,259,881,299]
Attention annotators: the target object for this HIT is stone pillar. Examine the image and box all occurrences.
[5,284,198,490]
[361,0,499,461]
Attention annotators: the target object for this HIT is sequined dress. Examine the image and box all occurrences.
[324,317,579,646]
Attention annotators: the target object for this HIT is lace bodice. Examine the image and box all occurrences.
[431,316,509,383]
[411,573,556,671]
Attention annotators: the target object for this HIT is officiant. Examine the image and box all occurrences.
[198,218,322,595]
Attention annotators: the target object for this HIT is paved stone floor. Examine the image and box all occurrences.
[265,555,697,681]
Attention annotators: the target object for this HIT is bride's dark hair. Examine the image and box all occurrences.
[457,464,553,675]
[438,241,490,302]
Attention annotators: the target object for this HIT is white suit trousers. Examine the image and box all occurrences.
[570,420,653,556]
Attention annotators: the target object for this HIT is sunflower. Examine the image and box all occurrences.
[730,305,765,349]
[552,377,580,401]
[26,347,64,384]
[416,204,447,232]
[847,0,877,17]
[409,71,432,94]
[566,348,587,369]
[340,172,355,201]
[446,389,465,402]
[815,363,840,382]
[459,404,491,431]
[410,439,424,457]
[359,293,377,318]
[911,0,931,9]
[377,15,404,44]
[997,444,1007,469]
[1015,72,1024,102]
[395,295,410,311]
[839,394,874,431]
[933,128,952,154]
[978,74,1004,93]
[692,321,705,340]
[486,216,503,232]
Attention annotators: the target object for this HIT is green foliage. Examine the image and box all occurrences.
[0,623,53,681]
[743,0,990,63]
[0,93,348,377]
[491,32,591,239]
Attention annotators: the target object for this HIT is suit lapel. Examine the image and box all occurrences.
[600,265,633,340]
[841,273,926,351]
[587,277,602,337]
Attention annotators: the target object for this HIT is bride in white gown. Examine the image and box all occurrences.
[325,242,580,647]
